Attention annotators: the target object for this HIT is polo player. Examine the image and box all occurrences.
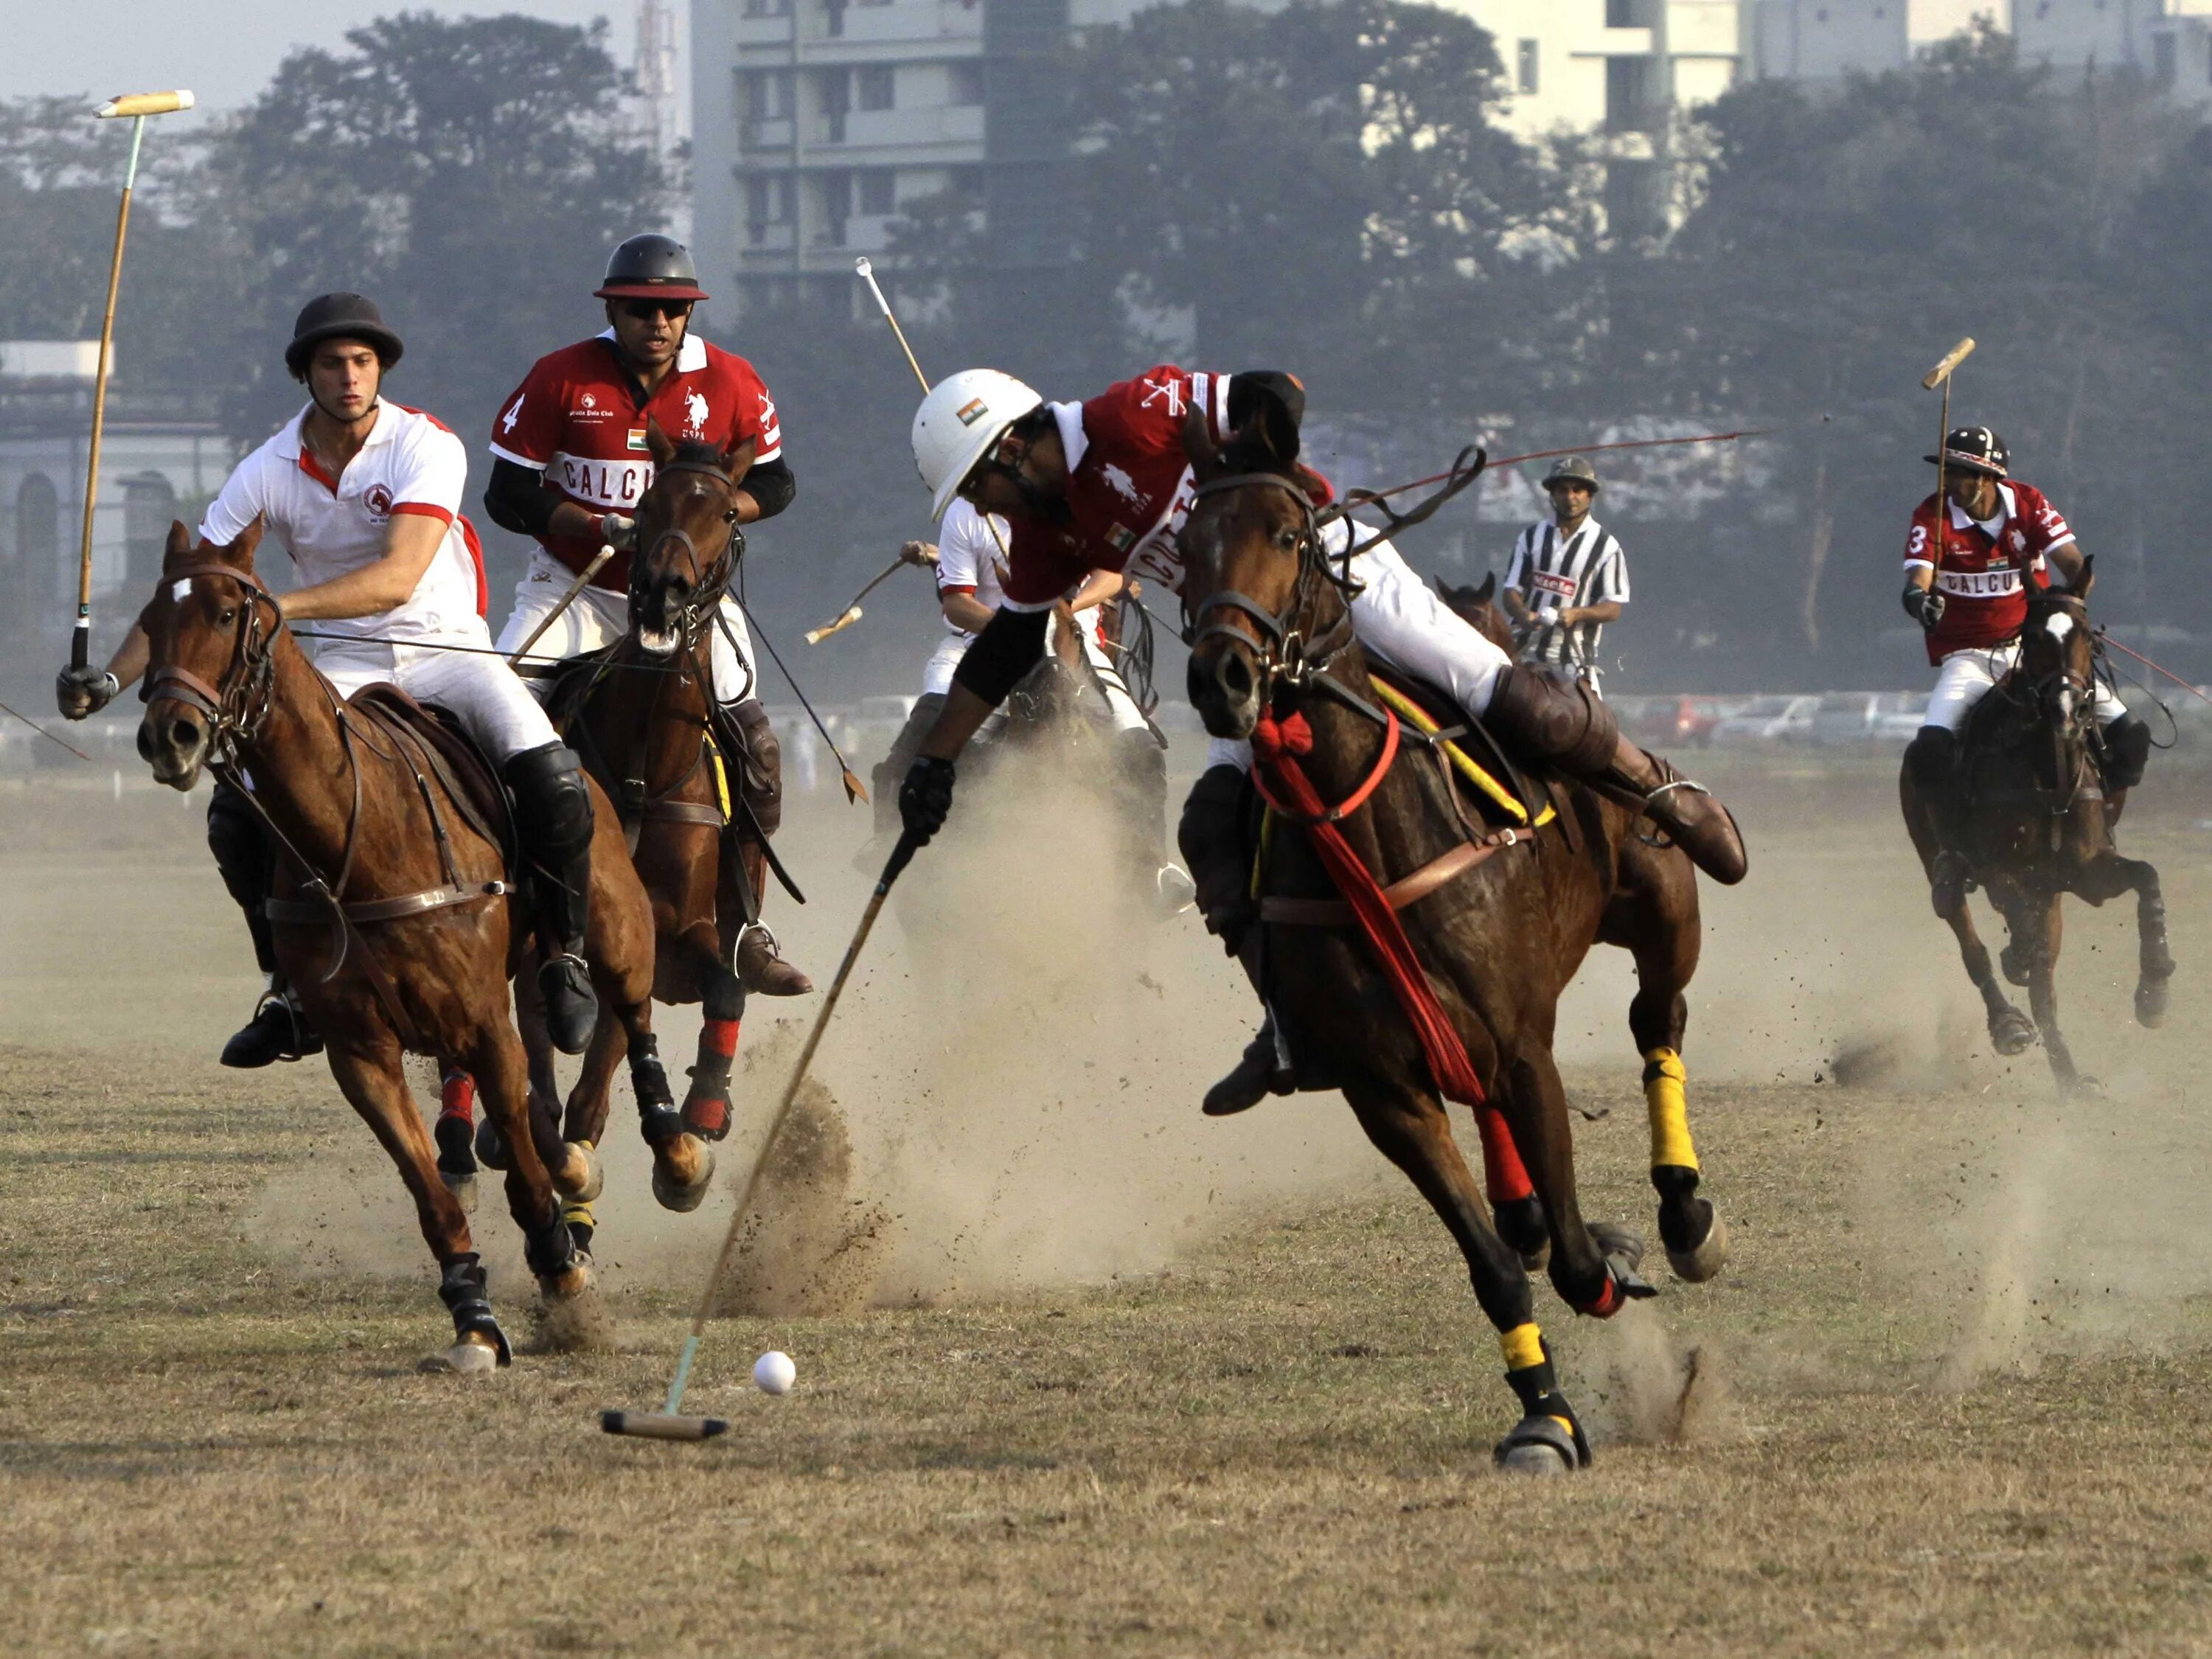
[869,498,1194,909]
[58,294,603,1061]
[1902,425,2149,913]
[481,232,810,995]
[894,365,1749,1116]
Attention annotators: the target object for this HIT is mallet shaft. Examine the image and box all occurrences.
[855,258,931,395]
[505,544,615,666]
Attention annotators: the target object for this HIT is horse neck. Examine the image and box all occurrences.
[229,628,359,877]
[588,639,712,790]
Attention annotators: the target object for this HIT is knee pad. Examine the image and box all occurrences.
[1905,727,1957,788]
[205,783,268,877]
[2104,715,2151,790]
[1178,765,1256,913]
[727,699,782,834]
[502,742,594,844]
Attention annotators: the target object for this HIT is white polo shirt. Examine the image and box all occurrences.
[199,400,488,644]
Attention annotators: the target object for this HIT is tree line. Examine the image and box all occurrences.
[4,12,2206,698]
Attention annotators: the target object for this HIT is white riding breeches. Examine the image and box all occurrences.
[1923,641,2126,734]
[921,607,1152,734]
[312,625,560,762]
[495,547,759,707]
[1204,528,1512,771]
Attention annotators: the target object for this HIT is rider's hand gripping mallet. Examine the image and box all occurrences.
[504,543,616,667]
[72,89,195,672]
[601,834,921,1441]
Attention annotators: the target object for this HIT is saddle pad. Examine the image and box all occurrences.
[1363,666,1554,830]
[349,684,515,869]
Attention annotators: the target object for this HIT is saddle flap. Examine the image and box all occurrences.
[1363,662,1552,830]
[348,684,516,869]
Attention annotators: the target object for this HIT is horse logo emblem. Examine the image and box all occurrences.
[581,393,597,410]
[685,391,709,435]
[364,484,394,522]
[1102,463,1142,505]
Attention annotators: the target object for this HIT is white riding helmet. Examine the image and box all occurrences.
[911,368,1043,521]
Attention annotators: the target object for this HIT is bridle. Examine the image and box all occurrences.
[142,563,283,757]
[629,454,747,652]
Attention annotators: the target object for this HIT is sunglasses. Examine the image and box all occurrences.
[619,298,693,321]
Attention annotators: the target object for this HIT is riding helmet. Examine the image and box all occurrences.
[1925,425,2009,479]
[1543,456,1601,493]
[285,293,405,378]
[596,234,709,302]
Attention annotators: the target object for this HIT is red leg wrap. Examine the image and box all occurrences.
[1476,1103,1535,1204]
[439,1069,476,1124]
[701,1018,740,1060]
[1578,1273,1621,1319]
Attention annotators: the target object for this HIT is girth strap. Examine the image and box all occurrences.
[1259,834,1517,927]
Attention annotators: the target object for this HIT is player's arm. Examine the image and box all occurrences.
[1068,568,1126,613]
[1562,600,1623,627]
[2046,540,2087,587]
[941,590,996,633]
[279,512,448,622]
[733,456,793,525]
[1902,515,1943,630]
[484,461,633,547]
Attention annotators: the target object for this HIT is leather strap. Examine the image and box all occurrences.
[265,881,507,927]
[644,801,723,829]
[1260,835,1510,927]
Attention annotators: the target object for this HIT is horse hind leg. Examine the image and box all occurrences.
[2011,893,2084,1093]
[323,1040,509,1371]
[465,1019,591,1304]
[1342,1076,1590,1474]
[1502,1045,1655,1321]
[434,1066,479,1214]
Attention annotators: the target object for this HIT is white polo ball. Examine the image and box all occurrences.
[753,1349,797,1396]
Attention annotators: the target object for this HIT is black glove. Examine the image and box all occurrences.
[1902,585,1946,635]
[55,664,119,720]
[899,755,957,846]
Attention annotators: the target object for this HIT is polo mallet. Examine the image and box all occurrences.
[504,543,616,666]
[854,257,1020,569]
[1923,338,1977,567]
[72,89,195,672]
[804,554,908,645]
[601,833,920,1441]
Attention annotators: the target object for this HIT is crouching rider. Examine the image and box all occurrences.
[891,365,1747,1115]
[56,293,602,1060]
[1901,425,2148,914]
[481,232,810,995]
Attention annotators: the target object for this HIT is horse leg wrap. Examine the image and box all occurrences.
[1499,1333,1591,1468]
[523,1201,579,1283]
[683,1012,741,1142]
[561,1198,597,1254]
[629,1030,684,1147]
[1641,1048,1699,1174]
[1475,1102,1536,1205]
[437,1253,511,1365]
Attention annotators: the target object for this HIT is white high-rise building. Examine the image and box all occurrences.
[1455,1,1745,142]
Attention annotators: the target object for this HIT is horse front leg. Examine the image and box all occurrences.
[462,1016,590,1304]
[1503,1042,1655,1321]
[322,1038,509,1372]
[1340,1074,1590,1474]
[1942,888,2037,1056]
[2010,891,2083,1093]
[2076,853,2174,1029]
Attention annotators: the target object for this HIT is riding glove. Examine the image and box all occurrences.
[55,664,119,720]
[1902,585,1945,634]
[899,755,958,846]
[594,512,639,552]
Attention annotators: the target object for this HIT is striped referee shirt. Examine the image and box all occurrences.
[1503,515,1630,682]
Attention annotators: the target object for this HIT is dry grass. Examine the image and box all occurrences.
[9,759,2212,1655]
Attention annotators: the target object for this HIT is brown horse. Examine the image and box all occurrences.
[134,518,694,1370]
[1179,426,1725,1472]
[479,428,778,1230]
[1901,571,2172,1093]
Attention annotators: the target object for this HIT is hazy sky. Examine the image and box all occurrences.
[4,1,655,129]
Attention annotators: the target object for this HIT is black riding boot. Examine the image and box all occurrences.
[1484,664,1748,886]
[723,698,813,995]
[504,742,599,1054]
[1179,764,1292,1116]
[207,782,321,1068]
[1119,727,1196,916]
[1905,726,1972,915]
[2102,712,2152,793]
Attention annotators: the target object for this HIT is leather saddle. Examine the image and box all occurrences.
[348,683,518,873]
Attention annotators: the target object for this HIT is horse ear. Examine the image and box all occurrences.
[197,513,264,573]
[722,433,757,477]
[1181,404,1222,482]
[2070,553,2096,599]
[161,521,194,572]
[646,417,676,466]
[1475,571,1496,605]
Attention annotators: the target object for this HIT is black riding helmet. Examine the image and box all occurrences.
[285,293,404,380]
[1926,425,2009,479]
[596,234,709,302]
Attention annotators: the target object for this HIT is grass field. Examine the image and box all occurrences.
[9,756,2212,1655]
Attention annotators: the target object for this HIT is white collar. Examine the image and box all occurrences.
[1546,513,1603,543]
[276,398,394,459]
[1947,480,2017,535]
[597,327,709,375]
[1049,400,1088,471]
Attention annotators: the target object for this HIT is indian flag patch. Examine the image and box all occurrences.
[1106,523,1136,553]
[627,428,649,452]
[955,397,990,427]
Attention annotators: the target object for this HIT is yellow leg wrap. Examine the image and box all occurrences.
[1499,1322,1545,1373]
[561,1200,596,1228]
[1643,1047,1698,1172]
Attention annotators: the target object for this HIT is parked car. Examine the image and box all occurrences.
[1712,694,1817,743]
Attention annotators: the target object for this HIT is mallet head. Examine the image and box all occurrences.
[804,606,862,645]
[599,1410,728,1441]
[97,91,195,119]
[1922,337,1976,392]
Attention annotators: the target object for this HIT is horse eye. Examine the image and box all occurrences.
[1276,528,1301,550]
[725,509,739,523]
[217,608,237,624]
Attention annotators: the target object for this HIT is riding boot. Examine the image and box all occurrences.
[1179,764,1292,1116]
[734,839,813,995]
[2101,712,2151,793]
[1118,726,1195,916]
[207,782,322,1068]
[1905,726,1973,915]
[504,742,599,1055]
[1484,664,1748,886]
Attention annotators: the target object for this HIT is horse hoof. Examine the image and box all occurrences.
[1665,1206,1729,1283]
[541,1256,596,1301]
[1493,1415,1585,1475]
[2136,980,2170,1029]
[439,1168,479,1215]
[553,1141,604,1203]
[2063,1074,2104,1099]
[1991,1009,2038,1056]
[419,1336,500,1376]
[1589,1221,1645,1273]
[473,1117,510,1172]
[2000,945,2030,988]
[652,1135,715,1214]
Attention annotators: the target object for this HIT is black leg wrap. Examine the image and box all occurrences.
[2103,714,2151,791]
[434,1113,477,1178]
[634,1031,685,1147]
[1493,1194,1549,1261]
[437,1253,512,1365]
[1501,1350,1592,1468]
[523,1202,579,1283]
